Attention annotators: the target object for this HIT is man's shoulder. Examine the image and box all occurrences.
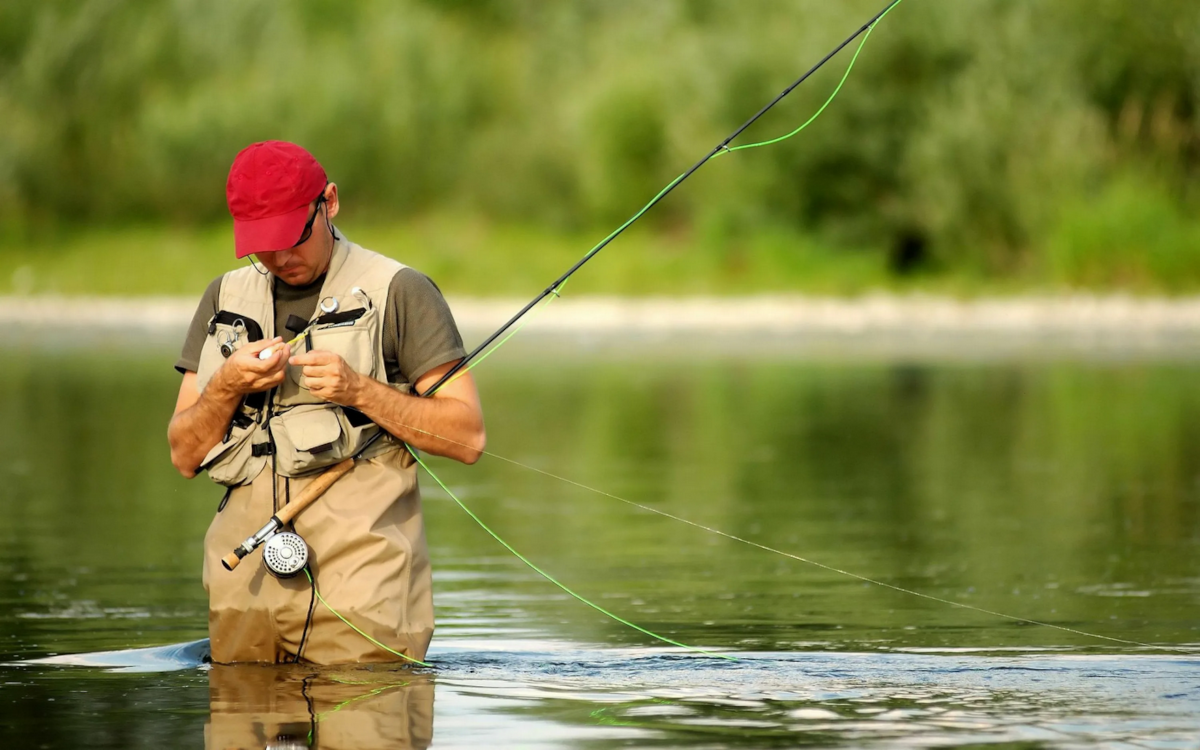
[197,274,224,307]
[336,238,406,292]
[386,266,446,300]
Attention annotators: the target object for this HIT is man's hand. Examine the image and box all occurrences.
[290,350,365,406]
[213,337,288,396]
[168,338,285,479]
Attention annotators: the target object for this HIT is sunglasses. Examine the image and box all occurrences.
[293,184,330,247]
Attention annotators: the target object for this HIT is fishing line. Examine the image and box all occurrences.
[302,676,414,743]
[303,568,432,667]
[400,423,1196,655]
[426,279,570,394]
[410,450,735,661]
[296,567,317,662]
[286,0,913,661]
[715,2,894,156]
[388,0,908,658]
[428,0,899,392]
[423,0,905,397]
[315,681,410,722]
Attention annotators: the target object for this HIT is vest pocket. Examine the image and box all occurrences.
[200,419,265,487]
[282,308,377,405]
[197,311,265,394]
[269,404,390,477]
[270,405,347,476]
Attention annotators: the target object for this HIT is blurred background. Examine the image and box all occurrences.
[3,5,1200,746]
[1,0,1199,297]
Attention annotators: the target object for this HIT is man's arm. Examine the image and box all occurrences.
[167,337,288,478]
[290,351,486,464]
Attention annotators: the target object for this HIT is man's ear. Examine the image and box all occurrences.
[324,182,340,220]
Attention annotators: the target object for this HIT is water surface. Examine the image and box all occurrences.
[0,328,1197,747]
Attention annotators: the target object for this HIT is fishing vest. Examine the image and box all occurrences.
[195,236,405,486]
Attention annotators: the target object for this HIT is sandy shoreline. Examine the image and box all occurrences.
[4,293,1200,336]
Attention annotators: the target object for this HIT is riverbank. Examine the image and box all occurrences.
[7,292,1200,332]
[6,294,1200,356]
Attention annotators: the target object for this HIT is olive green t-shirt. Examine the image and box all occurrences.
[175,266,466,388]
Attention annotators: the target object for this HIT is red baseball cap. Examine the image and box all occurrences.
[226,141,328,258]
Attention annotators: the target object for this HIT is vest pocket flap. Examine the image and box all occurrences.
[199,419,265,487]
[200,432,242,469]
[283,408,343,453]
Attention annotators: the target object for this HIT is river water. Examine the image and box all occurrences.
[0,328,1196,748]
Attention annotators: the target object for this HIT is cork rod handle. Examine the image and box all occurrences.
[274,458,355,526]
[221,550,244,571]
[220,458,356,572]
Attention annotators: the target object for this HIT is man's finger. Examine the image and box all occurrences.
[290,350,335,367]
[245,336,283,354]
[304,377,331,395]
[244,348,287,373]
[302,364,335,379]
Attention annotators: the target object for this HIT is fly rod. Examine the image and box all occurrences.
[224,0,903,575]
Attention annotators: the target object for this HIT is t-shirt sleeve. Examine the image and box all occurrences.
[384,267,466,387]
[175,276,223,374]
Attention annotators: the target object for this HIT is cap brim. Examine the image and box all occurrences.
[233,203,313,258]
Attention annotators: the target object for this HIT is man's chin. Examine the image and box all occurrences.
[278,270,311,286]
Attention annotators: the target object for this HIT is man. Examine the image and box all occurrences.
[168,140,485,664]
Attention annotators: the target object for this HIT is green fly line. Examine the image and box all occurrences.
[715,0,900,157]
[325,0,1190,661]
[314,0,902,657]
[394,1,911,660]
[433,0,901,390]
[399,425,1194,655]
[304,567,432,667]
[411,450,736,661]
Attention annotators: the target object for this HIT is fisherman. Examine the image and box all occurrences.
[167,140,485,664]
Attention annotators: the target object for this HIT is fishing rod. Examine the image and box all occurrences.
[423,0,903,397]
[221,0,907,659]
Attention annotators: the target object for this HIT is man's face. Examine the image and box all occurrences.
[254,185,339,286]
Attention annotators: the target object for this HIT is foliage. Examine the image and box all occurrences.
[1,0,1199,291]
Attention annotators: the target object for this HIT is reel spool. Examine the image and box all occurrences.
[262,531,309,578]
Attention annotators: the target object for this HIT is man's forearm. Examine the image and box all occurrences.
[351,378,485,464]
[168,381,242,478]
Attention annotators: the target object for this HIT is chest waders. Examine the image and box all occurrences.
[196,237,436,665]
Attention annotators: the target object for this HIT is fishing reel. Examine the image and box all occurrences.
[261,530,309,579]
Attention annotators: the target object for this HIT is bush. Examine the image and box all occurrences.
[2,0,1199,289]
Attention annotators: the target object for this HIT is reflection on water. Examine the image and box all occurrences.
[207,663,433,750]
[0,331,1198,747]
